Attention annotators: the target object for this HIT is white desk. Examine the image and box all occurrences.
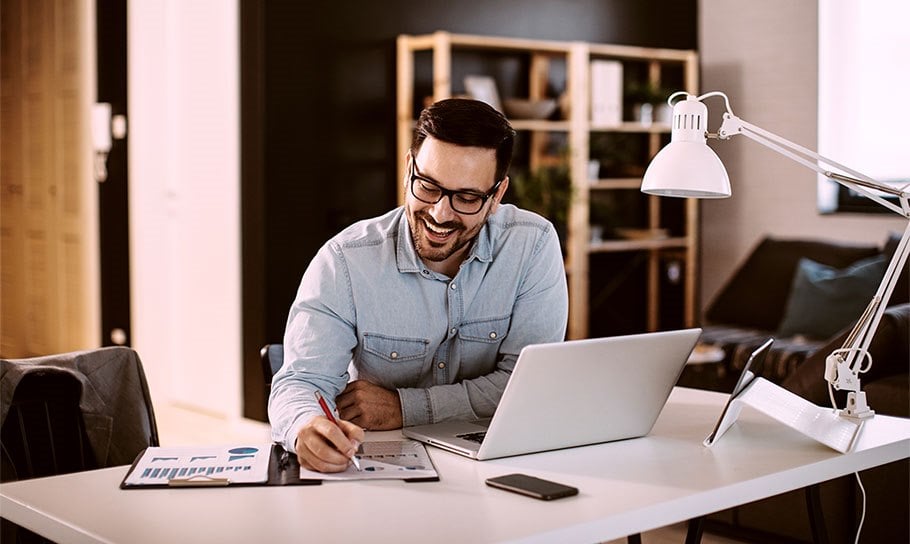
[2,387,908,544]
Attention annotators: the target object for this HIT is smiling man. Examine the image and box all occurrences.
[269,98,569,472]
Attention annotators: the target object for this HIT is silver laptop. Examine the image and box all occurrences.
[402,328,702,460]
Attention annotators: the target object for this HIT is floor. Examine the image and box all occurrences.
[154,401,272,446]
[154,402,745,544]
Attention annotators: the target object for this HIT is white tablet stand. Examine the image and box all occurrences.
[704,339,864,453]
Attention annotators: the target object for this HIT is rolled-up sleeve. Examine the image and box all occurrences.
[268,241,358,452]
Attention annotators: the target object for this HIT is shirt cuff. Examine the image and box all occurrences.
[398,387,433,427]
[280,412,317,453]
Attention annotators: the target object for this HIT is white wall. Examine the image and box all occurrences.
[128,0,242,418]
[698,0,905,310]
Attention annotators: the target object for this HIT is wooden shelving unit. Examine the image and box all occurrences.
[397,31,699,339]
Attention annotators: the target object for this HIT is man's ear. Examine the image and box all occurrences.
[402,151,412,190]
[490,176,509,214]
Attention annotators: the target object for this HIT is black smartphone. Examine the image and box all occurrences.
[485,473,578,501]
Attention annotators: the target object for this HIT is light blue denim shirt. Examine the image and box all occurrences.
[268,204,568,451]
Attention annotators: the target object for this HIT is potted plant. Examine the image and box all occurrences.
[625,82,674,126]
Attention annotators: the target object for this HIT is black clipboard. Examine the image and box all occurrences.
[120,443,321,489]
[120,442,440,488]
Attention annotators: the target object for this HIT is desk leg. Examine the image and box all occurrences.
[626,533,641,544]
[805,484,830,544]
[685,516,704,544]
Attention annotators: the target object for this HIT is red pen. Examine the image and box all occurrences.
[315,390,362,470]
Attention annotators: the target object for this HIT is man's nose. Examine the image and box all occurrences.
[428,195,456,223]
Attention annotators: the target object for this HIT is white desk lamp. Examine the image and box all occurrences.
[642,91,910,420]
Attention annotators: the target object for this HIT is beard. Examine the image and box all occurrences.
[407,207,488,264]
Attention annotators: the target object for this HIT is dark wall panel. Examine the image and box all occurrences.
[97,0,131,348]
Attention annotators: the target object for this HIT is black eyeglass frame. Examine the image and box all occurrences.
[408,158,504,215]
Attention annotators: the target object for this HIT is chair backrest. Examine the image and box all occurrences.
[1,347,158,480]
[0,371,85,543]
[1,369,97,483]
[260,343,284,396]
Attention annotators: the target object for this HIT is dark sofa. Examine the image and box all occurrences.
[680,234,908,392]
[682,235,910,543]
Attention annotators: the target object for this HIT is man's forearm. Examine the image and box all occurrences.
[398,366,513,426]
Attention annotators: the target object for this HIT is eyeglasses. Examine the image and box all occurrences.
[409,158,503,215]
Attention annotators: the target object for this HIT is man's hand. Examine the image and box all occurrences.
[295,415,364,473]
[336,380,403,430]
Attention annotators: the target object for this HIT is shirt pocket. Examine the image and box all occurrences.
[457,316,511,377]
[362,333,429,362]
[359,333,430,388]
[458,315,511,344]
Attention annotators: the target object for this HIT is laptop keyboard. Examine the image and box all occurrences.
[456,431,486,444]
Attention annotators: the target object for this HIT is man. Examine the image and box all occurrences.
[269,98,568,472]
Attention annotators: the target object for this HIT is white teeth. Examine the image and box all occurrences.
[424,220,453,235]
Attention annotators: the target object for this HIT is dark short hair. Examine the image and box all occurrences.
[411,98,516,183]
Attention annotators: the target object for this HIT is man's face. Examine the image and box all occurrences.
[405,137,508,271]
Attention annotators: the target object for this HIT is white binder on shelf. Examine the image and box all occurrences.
[590,60,623,127]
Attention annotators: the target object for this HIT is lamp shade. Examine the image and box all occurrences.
[641,95,732,198]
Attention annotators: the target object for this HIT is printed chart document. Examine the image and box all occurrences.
[299,439,438,481]
[123,444,271,486]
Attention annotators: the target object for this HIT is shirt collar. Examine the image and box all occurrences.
[396,209,423,273]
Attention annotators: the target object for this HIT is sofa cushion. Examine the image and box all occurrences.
[777,254,888,340]
[705,237,880,331]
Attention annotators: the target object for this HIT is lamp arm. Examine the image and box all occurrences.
[717,114,910,217]
[835,223,910,372]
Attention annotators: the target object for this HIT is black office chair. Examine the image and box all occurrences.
[260,343,284,410]
[1,369,93,544]
[1,347,159,543]
[1,347,158,478]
